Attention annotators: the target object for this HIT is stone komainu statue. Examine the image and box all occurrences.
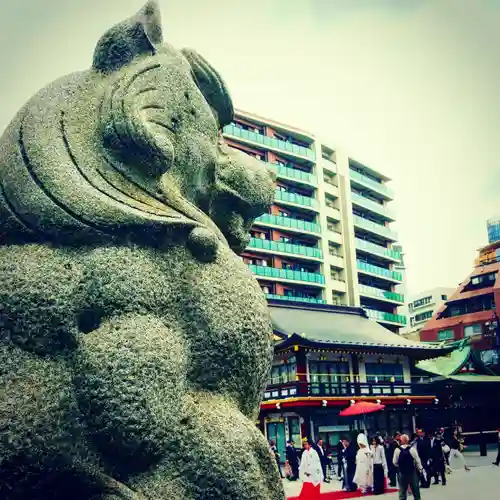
[0,2,284,498]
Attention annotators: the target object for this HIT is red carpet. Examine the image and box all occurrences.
[289,489,398,499]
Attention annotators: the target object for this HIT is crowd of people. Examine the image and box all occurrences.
[270,426,476,499]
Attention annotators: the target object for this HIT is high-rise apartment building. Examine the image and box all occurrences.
[222,110,407,332]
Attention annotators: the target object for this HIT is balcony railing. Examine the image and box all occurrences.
[357,260,402,282]
[263,381,429,401]
[269,163,315,184]
[358,284,404,304]
[223,123,316,160]
[349,169,394,198]
[355,238,401,261]
[248,237,323,259]
[249,264,326,285]
[353,215,398,241]
[323,159,337,173]
[275,189,318,209]
[364,308,407,325]
[265,293,326,305]
[351,192,393,219]
[254,213,321,234]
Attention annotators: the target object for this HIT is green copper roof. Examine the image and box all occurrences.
[449,374,500,383]
[416,343,471,377]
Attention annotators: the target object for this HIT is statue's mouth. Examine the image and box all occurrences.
[208,187,266,254]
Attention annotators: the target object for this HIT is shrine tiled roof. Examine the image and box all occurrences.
[268,302,453,357]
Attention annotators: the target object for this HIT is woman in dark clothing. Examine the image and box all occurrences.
[269,440,284,478]
[371,436,388,495]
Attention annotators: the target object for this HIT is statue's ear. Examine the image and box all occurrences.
[93,0,163,73]
[181,49,234,128]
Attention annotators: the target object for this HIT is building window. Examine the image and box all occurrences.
[414,310,433,323]
[365,362,404,383]
[467,272,497,290]
[309,361,350,384]
[437,329,454,341]
[411,296,432,309]
[269,357,297,385]
[480,349,499,366]
[464,323,482,337]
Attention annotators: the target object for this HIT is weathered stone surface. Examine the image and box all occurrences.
[0,1,283,498]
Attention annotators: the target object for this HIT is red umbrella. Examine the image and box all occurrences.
[339,401,385,417]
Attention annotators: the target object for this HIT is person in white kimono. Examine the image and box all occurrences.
[298,440,323,499]
[353,433,373,494]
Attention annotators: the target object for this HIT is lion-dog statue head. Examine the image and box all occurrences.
[0,2,284,499]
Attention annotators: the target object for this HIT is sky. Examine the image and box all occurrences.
[0,0,499,296]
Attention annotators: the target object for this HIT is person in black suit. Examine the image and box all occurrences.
[336,440,344,478]
[312,439,329,483]
[385,433,401,487]
[285,440,300,480]
[415,429,432,488]
[429,433,446,485]
[493,428,500,466]
[340,437,357,492]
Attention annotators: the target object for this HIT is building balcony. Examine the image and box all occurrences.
[248,264,326,286]
[254,213,321,235]
[263,381,424,401]
[328,254,344,269]
[324,181,339,198]
[353,215,398,242]
[268,163,315,186]
[274,189,319,211]
[357,260,402,283]
[329,278,347,293]
[325,202,341,221]
[223,123,316,161]
[322,159,337,174]
[355,238,401,262]
[364,308,407,326]
[248,237,323,260]
[327,229,343,245]
[349,169,394,200]
[358,284,404,304]
[351,192,395,221]
[265,293,326,305]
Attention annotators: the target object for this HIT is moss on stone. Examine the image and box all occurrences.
[0,1,282,498]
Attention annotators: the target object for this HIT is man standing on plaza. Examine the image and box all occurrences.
[430,432,446,485]
[493,428,500,466]
[393,434,424,500]
[415,429,431,488]
[386,432,401,487]
[312,439,329,483]
[286,440,300,480]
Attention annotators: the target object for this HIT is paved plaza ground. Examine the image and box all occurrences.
[284,450,500,498]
